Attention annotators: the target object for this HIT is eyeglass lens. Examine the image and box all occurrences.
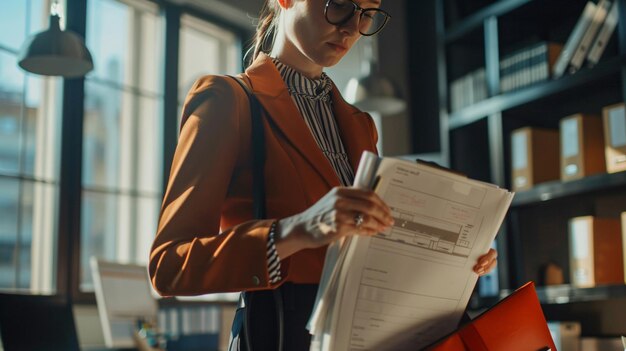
[326,0,388,36]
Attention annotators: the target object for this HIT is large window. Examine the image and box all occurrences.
[80,1,243,293]
[81,0,164,291]
[178,14,240,121]
[0,0,63,294]
[0,0,245,296]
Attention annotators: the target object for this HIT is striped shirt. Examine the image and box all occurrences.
[266,59,356,284]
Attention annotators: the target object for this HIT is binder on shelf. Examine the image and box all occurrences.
[450,68,487,112]
[560,114,606,181]
[569,0,613,74]
[510,127,560,191]
[569,216,624,288]
[553,1,597,78]
[602,103,626,173]
[500,42,562,93]
[586,0,619,67]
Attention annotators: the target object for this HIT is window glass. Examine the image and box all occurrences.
[80,192,158,291]
[139,10,164,94]
[0,177,20,289]
[0,0,60,294]
[86,0,131,87]
[81,0,163,291]
[83,82,162,194]
[0,1,27,51]
[178,14,240,116]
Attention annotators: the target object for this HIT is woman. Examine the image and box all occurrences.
[149,0,498,349]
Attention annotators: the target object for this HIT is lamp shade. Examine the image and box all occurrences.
[344,72,406,115]
[18,14,93,78]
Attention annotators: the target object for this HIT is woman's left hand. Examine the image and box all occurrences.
[473,248,497,276]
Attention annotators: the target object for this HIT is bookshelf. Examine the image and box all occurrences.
[433,0,626,335]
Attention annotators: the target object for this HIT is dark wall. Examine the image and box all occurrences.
[403,0,440,153]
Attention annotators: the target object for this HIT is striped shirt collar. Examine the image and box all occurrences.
[272,58,333,101]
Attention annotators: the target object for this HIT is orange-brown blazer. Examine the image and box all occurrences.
[149,53,378,296]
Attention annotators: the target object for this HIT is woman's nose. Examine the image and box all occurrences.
[339,11,361,36]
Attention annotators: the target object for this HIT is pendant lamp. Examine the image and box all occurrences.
[344,66,406,115]
[344,38,405,115]
[18,4,93,78]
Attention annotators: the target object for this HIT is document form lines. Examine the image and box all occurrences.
[358,283,459,301]
[390,183,484,209]
[369,244,469,264]
[354,311,433,325]
[355,296,457,315]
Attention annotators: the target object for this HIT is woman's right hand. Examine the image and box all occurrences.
[274,187,395,259]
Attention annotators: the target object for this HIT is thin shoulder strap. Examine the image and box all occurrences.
[228,76,267,220]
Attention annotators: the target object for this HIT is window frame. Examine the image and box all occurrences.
[53,0,252,303]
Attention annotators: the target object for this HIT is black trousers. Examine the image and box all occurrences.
[229,283,319,351]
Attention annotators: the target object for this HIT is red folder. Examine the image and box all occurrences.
[427,282,556,351]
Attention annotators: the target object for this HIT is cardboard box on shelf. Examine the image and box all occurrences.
[569,216,623,288]
[511,127,560,191]
[560,114,606,181]
[602,103,626,174]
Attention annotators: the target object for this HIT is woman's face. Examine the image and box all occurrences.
[281,0,382,68]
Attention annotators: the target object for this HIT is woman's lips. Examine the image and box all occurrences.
[327,42,347,53]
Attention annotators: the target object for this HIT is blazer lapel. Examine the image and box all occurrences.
[244,54,341,188]
[330,83,378,173]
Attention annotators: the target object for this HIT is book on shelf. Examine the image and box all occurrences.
[450,67,486,112]
[587,0,619,67]
[560,113,607,181]
[308,151,514,350]
[552,1,597,78]
[500,42,562,93]
[602,103,626,174]
[510,127,560,191]
[569,0,613,74]
[568,216,624,288]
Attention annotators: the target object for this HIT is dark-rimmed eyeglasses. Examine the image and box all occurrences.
[324,0,390,36]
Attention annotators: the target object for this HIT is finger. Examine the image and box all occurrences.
[337,187,393,214]
[474,256,498,275]
[477,248,497,266]
[475,258,497,276]
[335,197,394,228]
[354,228,379,237]
[482,258,498,275]
[340,211,388,234]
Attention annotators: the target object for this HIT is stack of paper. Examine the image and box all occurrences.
[308,151,514,350]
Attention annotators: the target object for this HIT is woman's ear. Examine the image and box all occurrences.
[277,0,292,9]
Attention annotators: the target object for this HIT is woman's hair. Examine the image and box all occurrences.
[246,0,281,66]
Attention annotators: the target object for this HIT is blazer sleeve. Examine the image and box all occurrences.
[364,112,379,155]
[149,75,278,296]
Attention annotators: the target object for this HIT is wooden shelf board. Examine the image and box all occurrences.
[445,0,532,43]
[448,55,626,129]
[511,171,626,207]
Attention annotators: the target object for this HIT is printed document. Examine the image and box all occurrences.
[309,151,514,350]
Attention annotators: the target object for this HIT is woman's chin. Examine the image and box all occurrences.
[315,52,345,68]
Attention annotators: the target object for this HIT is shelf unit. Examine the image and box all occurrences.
[434,0,626,335]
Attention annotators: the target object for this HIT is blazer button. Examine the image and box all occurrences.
[252,276,261,286]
